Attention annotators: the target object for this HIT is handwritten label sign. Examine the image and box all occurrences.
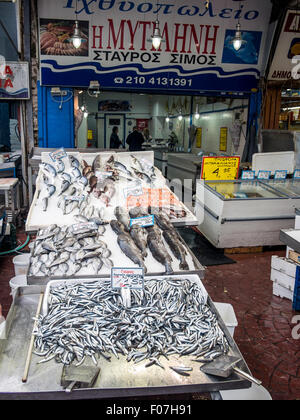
[111,267,144,290]
[242,170,255,180]
[123,183,144,199]
[257,170,271,180]
[95,171,113,182]
[64,195,85,202]
[274,170,288,180]
[72,222,98,234]
[49,148,67,162]
[201,156,240,181]
[130,215,154,228]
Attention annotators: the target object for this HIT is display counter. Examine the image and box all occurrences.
[196,180,298,248]
[0,279,252,399]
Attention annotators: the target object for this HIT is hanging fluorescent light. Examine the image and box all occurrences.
[232,23,245,51]
[195,104,200,120]
[152,20,162,50]
[71,20,82,49]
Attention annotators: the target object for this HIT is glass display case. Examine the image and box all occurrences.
[196,180,298,248]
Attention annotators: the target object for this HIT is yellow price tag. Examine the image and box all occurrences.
[201,156,240,181]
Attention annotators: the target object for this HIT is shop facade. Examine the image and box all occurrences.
[36,0,273,156]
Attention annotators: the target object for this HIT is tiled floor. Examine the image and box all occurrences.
[0,232,299,400]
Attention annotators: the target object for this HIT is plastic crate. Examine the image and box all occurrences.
[293,266,300,311]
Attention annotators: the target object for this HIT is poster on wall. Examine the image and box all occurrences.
[269,10,300,81]
[0,61,30,100]
[38,0,272,93]
[219,127,228,152]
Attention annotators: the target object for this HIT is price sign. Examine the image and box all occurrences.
[49,148,67,162]
[130,215,154,228]
[201,156,240,181]
[95,171,113,182]
[257,171,271,180]
[64,195,85,202]
[274,170,288,180]
[72,222,98,234]
[242,170,255,180]
[294,169,300,179]
[123,183,144,199]
[111,267,144,290]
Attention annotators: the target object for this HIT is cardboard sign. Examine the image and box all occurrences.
[49,148,67,162]
[111,267,144,290]
[130,215,154,228]
[201,156,240,181]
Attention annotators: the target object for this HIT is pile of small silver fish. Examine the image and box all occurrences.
[29,223,113,278]
[112,206,190,274]
[33,278,229,371]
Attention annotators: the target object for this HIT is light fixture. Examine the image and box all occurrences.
[231,2,246,52]
[84,111,89,118]
[71,20,82,49]
[232,23,244,51]
[88,80,101,97]
[178,114,183,121]
[152,19,162,50]
[166,116,170,123]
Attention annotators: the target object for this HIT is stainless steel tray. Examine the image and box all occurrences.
[0,281,252,400]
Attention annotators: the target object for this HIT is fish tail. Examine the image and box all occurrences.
[179,260,189,271]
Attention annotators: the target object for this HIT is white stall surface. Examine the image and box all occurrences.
[26,151,197,232]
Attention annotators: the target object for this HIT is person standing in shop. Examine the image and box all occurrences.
[126,126,145,152]
[110,126,123,149]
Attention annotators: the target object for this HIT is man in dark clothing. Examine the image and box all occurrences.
[110,126,122,149]
[126,126,145,152]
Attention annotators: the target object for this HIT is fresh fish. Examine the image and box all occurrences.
[92,155,102,173]
[117,234,146,272]
[65,200,79,215]
[131,168,152,184]
[114,161,132,177]
[69,155,80,168]
[42,197,48,212]
[74,214,89,223]
[163,230,189,271]
[60,172,72,183]
[89,175,98,194]
[82,160,93,177]
[55,159,65,174]
[110,220,126,235]
[89,217,108,226]
[97,226,106,236]
[115,206,130,231]
[59,180,70,196]
[49,252,70,268]
[40,163,57,178]
[101,257,113,269]
[77,176,88,188]
[71,167,82,180]
[84,205,94,220]
[130,226,147,258]
[152,210,174,231]
[147,230,173,275]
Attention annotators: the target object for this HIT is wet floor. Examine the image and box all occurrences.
[0,231,299,400]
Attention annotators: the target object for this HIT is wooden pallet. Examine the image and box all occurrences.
[225,246,263,255]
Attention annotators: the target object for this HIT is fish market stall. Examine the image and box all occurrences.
[26,209,204,284]
[195,180,298,248]
[0,276,253,399]
[26,151,198,232]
